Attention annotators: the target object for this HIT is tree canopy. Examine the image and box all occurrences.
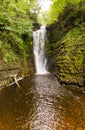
[50,0,84,22]
[0,0,38,65]
[0,0,85,70]
[39,0,85,24]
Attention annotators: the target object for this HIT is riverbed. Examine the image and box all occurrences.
[0,74,85,130]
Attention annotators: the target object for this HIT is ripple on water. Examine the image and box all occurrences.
[0,74,85,130]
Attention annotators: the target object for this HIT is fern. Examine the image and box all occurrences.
[0,0,37,65]
[49,0,85,23]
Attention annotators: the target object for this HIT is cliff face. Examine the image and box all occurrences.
[46,5,85,87]
[0,50,34,88]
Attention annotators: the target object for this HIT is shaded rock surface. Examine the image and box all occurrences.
[0,57,34,88]
[46,4,85,87]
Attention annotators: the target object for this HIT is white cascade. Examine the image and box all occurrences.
[33,26,48,74]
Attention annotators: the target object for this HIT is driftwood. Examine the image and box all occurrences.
[11,73,23,89]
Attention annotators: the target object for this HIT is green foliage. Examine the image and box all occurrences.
[47,0,85,86]
[0,0,36,66]
[57,27,85,85]
[38,11,50,25]
[47,0,85,24]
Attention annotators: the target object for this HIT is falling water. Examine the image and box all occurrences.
[0,26,85,130]
[33,26,48,74]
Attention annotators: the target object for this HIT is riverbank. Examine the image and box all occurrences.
[0,57,34,88]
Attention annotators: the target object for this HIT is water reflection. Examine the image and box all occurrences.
[0,74,85,130]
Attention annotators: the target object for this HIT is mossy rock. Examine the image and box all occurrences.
[47,26,85,87]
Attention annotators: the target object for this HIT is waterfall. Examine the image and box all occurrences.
[33,26,48,74]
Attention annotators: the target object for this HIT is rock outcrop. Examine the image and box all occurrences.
[46,4,85,87]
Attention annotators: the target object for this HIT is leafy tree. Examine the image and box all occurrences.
[46,0,85,24]
[0,0,37,67]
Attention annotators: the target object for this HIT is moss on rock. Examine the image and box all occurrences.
[47,3,85,87]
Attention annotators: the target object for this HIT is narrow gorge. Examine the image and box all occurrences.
[0,0,85,130]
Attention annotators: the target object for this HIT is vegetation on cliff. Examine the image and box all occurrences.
[0,0,39,86]
[0,0,85,88]
[47,0,85,87]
